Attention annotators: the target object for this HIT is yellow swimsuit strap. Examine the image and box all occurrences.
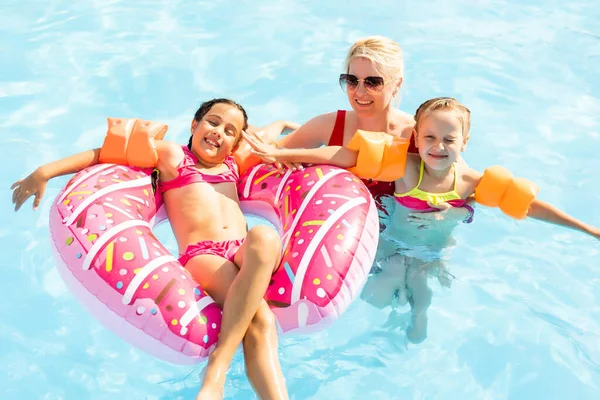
[395,159,462,204]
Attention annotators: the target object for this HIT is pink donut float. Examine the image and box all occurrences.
[49,162,379,365]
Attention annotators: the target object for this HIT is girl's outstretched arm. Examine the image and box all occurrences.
[528,199,600,240]
[11,148,101,211]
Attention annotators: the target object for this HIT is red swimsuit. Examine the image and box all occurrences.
[327,110,419,198]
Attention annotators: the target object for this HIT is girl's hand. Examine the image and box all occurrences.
[406,201,469,229]
[11,168,48,211]
[242,130,303,172]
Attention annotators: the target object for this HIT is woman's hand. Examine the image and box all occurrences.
[242,130,280,163]
[242,130,303,171]
[406,201,470,229]
[11,168,48,211]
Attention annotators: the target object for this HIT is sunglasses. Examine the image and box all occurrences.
[339,74,386,93]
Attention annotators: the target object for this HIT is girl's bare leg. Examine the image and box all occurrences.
[186,226,285,399]
[361,254,409,309]
[406,261,433,344]
[243,302,287,399]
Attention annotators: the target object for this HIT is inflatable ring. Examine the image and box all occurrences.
[49,163,379,364]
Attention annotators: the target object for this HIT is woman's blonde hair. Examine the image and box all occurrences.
[344,35,404,80]
[414,97,471,136]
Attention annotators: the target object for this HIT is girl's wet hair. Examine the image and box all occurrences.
[414,97,471,136]
[187,98,249,150]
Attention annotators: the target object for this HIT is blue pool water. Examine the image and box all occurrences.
[2,1,600,399]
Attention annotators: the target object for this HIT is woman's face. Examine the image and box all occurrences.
[344,57,400,117]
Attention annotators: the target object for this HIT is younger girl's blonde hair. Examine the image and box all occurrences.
[344,35,404,81]
[414,97,471,137]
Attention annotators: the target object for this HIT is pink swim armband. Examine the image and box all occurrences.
[99,118,168,168]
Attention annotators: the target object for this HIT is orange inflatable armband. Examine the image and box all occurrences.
[99,118,168,168]
[346,130,410,182]
[474,166,539,219]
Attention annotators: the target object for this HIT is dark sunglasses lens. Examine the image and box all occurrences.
[339,74,358,91]
[364,77,384,89]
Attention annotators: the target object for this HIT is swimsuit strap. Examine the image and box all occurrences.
[453,162,458,192]
[401,159,459,197]
[328,110,346,146]
[416,158,425,188]
[418,159,459,192]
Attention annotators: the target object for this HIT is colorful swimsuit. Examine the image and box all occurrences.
[158,145,244,265]
[157,146,239,194]
[329,110,473,226]
[394,159,467,211]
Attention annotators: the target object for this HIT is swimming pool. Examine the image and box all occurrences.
[2,0,599,399]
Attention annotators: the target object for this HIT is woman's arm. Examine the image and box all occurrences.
[274,146,358,168]
[242,131,358,168]
[11,148,101,211]
[247,120,301,144]
[274,112,337,149]
[528,199,600,240]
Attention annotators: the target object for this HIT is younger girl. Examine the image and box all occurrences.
[11,99,290,400]
[242,97,600,343]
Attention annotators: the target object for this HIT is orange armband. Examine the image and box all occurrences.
[474,166,539,219]
[98,118,168,168]
[346,130,410,182]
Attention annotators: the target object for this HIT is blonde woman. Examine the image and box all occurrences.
[272,36,473,226]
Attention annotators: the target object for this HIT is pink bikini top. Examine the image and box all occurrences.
[157,146,239,194]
